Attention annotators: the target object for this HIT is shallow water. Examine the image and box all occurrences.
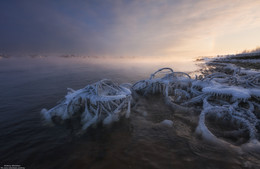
[0,56,259,169]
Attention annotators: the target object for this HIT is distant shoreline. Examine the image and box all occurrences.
[199,52,260,71]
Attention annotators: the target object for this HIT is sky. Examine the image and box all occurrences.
[1,0,260,58]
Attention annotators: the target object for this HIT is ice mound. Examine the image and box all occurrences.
[41,79,132,130]
[160,119,173,127]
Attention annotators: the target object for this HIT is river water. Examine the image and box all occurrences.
[0,56,259,169]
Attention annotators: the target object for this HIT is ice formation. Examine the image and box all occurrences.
[41,63,260,147]
[41,79,132,130]
[132,66,260,146]
[160,119,174,127]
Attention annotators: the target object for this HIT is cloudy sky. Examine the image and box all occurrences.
[1,0,260,58]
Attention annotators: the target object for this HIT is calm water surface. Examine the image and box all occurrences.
[0,56,259,169]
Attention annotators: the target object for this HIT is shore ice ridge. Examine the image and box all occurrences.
[41,62,260,147]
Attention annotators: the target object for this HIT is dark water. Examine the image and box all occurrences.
[0,56,259,169]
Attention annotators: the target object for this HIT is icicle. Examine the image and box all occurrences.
[126,98,131,118]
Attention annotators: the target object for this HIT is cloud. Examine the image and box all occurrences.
[109,0,260,57]
[1,0,260,57]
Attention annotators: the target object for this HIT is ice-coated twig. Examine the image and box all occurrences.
[41,79,132,130]
[132,66,260,145]
[41,64,260,146]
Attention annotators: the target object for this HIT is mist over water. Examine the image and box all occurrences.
[0,56,259,169]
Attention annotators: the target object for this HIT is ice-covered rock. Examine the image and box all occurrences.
[160,119,173,127]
